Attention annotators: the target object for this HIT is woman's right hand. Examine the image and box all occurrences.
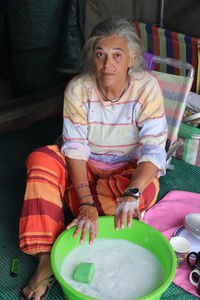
[66,205,98,244]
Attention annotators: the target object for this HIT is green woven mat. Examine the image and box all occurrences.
[0,117,200,299]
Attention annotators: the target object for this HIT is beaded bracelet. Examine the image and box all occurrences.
[79,202,96,209]
[75,183,89,190]
[79,194,93,200]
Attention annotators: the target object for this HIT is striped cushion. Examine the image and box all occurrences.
[134,21,200,94]
[176,137,200,166]
[152,70,193,145]
[175,123,200,166]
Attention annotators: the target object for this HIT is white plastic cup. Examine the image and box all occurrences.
[170,236,190,267]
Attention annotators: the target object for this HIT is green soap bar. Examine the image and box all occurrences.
[73,262,95,284]
[10,258,19,277]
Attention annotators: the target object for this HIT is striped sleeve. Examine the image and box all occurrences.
[136,75,168,174]
[61,77,91,161]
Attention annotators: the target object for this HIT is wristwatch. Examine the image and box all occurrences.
[122,187,141,200]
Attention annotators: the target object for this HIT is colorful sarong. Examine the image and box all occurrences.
[19,145,159,255]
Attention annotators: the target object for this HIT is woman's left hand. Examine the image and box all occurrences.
[66,205,98,244]
[114,196,141,230]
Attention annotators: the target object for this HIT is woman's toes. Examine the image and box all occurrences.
[21,286,34,299]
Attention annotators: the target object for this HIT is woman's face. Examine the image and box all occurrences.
[93,35,135,88]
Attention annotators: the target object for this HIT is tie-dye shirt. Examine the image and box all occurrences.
[61,71,168,175]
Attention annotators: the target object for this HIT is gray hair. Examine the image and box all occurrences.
[81,17,145,74]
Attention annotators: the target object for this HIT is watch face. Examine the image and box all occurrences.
[124,187,141,198]
[129,188,140,195]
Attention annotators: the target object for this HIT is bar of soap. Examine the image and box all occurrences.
[73,262,95,284]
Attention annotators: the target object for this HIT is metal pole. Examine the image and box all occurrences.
[159,0,165,28]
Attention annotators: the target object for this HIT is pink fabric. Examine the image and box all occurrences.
[143,190,200,298]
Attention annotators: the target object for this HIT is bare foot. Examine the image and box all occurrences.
[21,253,54,300]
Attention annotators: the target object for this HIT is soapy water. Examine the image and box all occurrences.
[60,239,164,300]
[114,199,139,215]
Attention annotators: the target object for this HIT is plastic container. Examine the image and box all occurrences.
[51,216,176,300]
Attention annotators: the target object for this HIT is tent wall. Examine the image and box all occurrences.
[83,0,160,40]
[83,0,200,40]
[164,0,200,38]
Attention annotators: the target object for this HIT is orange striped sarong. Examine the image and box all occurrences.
[19,145,159,255]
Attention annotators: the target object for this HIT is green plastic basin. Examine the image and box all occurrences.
[51,216,176,300]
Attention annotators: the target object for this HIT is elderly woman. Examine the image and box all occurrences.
[20,17,167,300]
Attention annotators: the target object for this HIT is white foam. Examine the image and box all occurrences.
[60,238,164,300]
